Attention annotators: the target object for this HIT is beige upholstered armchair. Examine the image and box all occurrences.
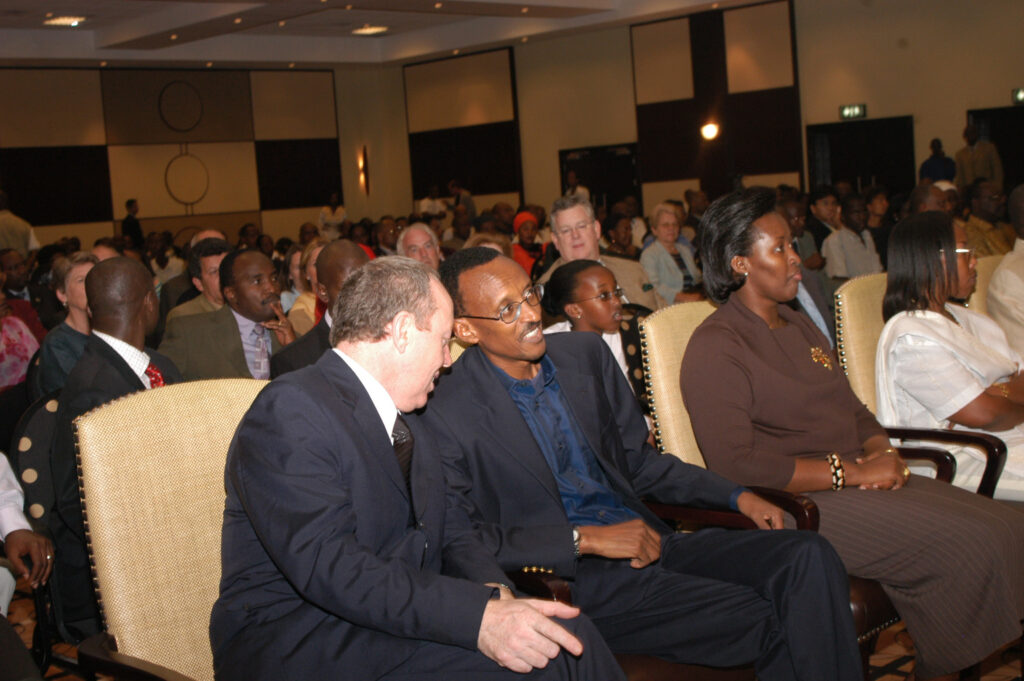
[74,378,268,681]
[834,273,1006,497]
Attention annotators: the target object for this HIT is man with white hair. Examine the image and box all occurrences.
[538,195,662,311]
[397,222,442,270]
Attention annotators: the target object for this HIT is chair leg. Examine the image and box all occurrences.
[29,586,51,673]
[858,635,877,681]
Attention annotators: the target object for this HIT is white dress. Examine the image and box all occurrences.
[875,304,1024,499]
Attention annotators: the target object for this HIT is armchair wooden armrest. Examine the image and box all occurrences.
[895,446,956,484]
[78,632,198,681]
[886,427,1006,497]
[507,567,573,604]
[646,486,820,532]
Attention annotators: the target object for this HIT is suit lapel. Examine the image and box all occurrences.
[460,349,564,507]
[216,306,258,377]
[88,335,147,391]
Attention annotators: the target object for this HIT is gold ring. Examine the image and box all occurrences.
[46,554,53,560]
[902,467,911,482]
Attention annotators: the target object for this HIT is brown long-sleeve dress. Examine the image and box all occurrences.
[681,296,1024,678]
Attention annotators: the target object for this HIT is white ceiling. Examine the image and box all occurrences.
[0,0,755,68]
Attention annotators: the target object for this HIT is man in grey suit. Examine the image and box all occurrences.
[211,256,622,681]
[160,250,294,380]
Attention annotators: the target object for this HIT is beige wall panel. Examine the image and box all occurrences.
[108,142,259,219]
[632,19,694,105]
[794,0,1024,177]
[743,172,801,191]
[516,28,638,216]
[35,222,114,247]
[102,70,253,144]
[641,179,701,219]
[335,65,412,221]
[260,207,323,242]
[0,70,105,148]
[724,2,793,94]
[405,50,514,134]
[251,71,337,141]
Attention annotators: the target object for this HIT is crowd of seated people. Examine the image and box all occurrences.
[0,171,1021,681]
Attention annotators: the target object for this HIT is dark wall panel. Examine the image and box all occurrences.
[409,121,519,198]
[636,100,701,182]
[726,88,803,176]
[255,138,341,210]
[0,146,112,224]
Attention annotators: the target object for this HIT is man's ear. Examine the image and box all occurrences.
[390,311,414,353]
[316,282,329,305]
[192,276,205,293]
[222,285,237,306]
[453,317,479,346]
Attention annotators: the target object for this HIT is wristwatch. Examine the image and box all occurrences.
[571,526,581,558]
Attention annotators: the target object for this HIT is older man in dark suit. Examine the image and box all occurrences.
[211,256,622,681]
[160,250,294,380]
[418,248,862,681]
[270,239,367,378]
[51,257,181,640]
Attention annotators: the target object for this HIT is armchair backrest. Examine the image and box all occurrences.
[966,254,1003,316]
[834,273,887,413]
[74,378,268,681]
[639,301,716,468]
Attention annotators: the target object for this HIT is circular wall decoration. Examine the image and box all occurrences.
[159,80,204,132]
[165,151,210,207]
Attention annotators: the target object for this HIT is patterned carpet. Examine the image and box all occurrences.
[6,576,1022,680]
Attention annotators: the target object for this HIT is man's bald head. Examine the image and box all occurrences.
[316,239,370,309]
[85,257,158,334]
[1008,184,1024,239]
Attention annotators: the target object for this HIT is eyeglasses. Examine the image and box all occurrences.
[573,287,625,304]
[553,223,593,239]
[940,247,976,260]
[459,285,544,324]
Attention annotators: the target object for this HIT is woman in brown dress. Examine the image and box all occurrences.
[680,187,1024,681]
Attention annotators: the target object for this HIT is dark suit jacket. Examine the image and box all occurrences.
[269,317,330,378]
[806,215,833,252]
[211,352,506,680]
[417,332,738,579]
[50,335,181,630]
[159,305,280,381]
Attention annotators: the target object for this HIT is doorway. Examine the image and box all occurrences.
[559,144,640,212]
[806,116,915,196]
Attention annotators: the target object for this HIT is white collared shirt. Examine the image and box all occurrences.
[333,348,399,443]
[0,457,31,540]
[93,331,157,389]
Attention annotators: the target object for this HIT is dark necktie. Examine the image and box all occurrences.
[145,363,165,388]
[392,415,414,486]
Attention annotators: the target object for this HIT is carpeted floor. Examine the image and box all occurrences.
[6,576,1021,680]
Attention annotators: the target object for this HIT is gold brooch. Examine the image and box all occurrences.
[810,346,833,370]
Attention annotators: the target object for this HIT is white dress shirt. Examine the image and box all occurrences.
[333,349,398,444]
[987,239,1023,357]
[93,331,159,389]
[821,228,882,279]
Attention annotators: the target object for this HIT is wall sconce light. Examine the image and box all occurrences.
[700,122,719,140]
[839,103,867,120]
[1013,88,1024,105]
[358,145,369,195]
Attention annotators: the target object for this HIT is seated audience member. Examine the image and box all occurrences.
[639,202,703,303]
[511,211,543,276]
[1,453,52,619]
[237,222,261,251]
[538,196,662,311]
[907,183,946,215]
[821,194,882,282]
[988,185,1024,355]
[876,211,1024,499]
[160,251,294,380]
[541,260,649,408]
[463,231,513,259]
[157,229,228,318]
[146,231,185,285]
[418,184,446,218]
[805,185,839,251]
[563,170,590,203]
[287,239,326,336]
[212,256,620,681]
[680,189,1024,681]
[396,222,441,270]
[440,211,473,253]
[0,293,40,390]
[91,237,123,262]
[492,201,516,235]
[601,212,639,260]
[279,243,305,314]
[298,221,320,246]
[964,179,1015,257]
[272,237,293,264]
[318,192,346,241]
[257,234,275,260]
[932,180,963,223]
[683,188,708,238]
[1,248,63,329]
[33,252,98,398]
[775,200,835,346]
[271,240,368,378]
[51,257,181,639]
[374,216,399,257]
[420,247,862,681]
[864,186,893,269]
[166,238,232,323]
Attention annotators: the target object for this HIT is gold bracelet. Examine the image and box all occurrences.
[826,452,846,491]
[998,383,1010,398]
[881,447,898,456]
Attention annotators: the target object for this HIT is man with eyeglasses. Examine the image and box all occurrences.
[416,247,862,681]
[537,195,663,312]
[964,179,1015,257]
